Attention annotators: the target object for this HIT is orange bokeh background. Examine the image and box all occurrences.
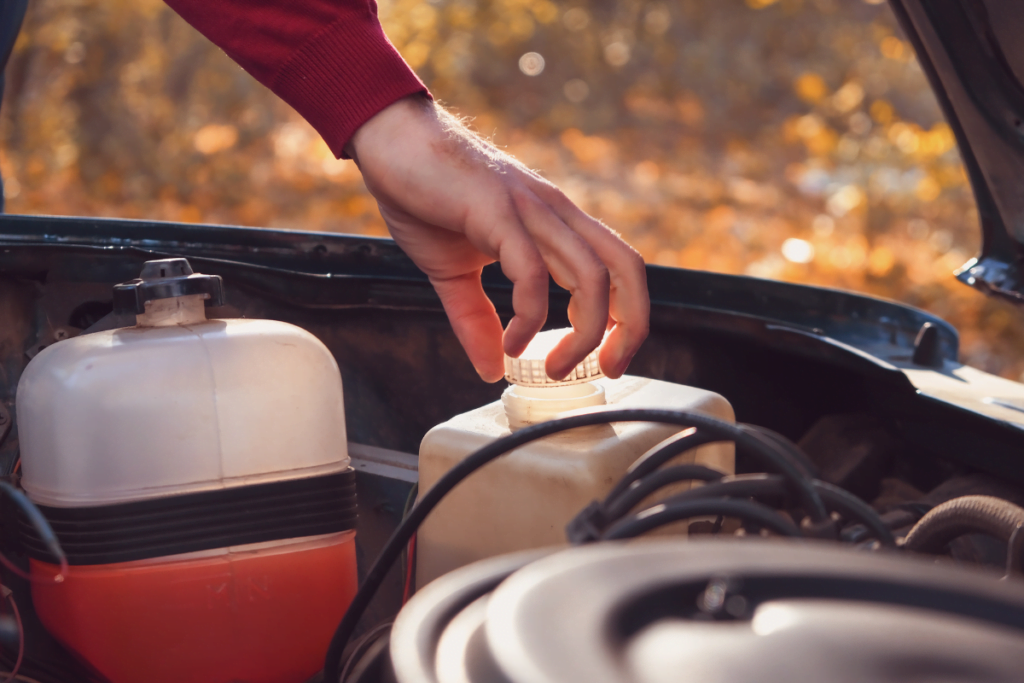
[3,0,1024,377]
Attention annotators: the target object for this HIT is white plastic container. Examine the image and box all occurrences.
[17,279,349,507]
[14,259,359,683]
[416,330,735,586]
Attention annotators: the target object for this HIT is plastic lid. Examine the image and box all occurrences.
[112,258,224,315]
[504,328,604,387]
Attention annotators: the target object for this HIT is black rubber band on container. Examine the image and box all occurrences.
[18,468,357,565]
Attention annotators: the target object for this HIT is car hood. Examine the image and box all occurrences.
[892,0,1024,302]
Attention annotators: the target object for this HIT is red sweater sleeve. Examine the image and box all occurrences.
[164,0,430,157]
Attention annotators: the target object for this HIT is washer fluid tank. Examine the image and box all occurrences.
[416,328,736,587]
[15,259,358,683]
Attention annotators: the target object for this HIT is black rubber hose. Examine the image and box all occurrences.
[602,429,724,502]
[739,424,819,478]
[0,482,67,567]
[322,407,828,682]
[601,498,802,540]
[807,479,896,547]
[618,474,895,547]
[603,426,818,510]
[602,464,726,519]
[902,495,1024,556]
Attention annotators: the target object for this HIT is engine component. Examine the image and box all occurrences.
[389,540,1024,683]
[903,494,1024,575]
[15,258,358,683]
[416,328,736,585]
[797,413,898,501]
[325,407,843,682]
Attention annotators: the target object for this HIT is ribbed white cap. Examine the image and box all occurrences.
[504,328,604,387]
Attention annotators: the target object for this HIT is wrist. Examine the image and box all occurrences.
[344,93,435,162]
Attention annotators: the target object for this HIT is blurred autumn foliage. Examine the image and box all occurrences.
[3,0,1024,377]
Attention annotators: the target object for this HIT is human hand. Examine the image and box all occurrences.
[344,95,649,383]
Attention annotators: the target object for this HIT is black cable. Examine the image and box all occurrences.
[0,483,66,567]
[601,498,802,540]
[321,407,827,682]
[603,464,726,519]
[806,479,896,547]
[640,474,895,547]
[602,429,724,502]
[602,425,820,514]
[738,424,818,478]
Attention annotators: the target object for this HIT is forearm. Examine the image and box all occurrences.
[163,0,429,156]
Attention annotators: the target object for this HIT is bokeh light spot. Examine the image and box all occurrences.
[193,124,238,155]
[563,79,590,103]
[782,238,815,264]
[794,73,828,103]
[519,52,545,76]
[812,215,834,237]
[644,6,672,35]
[604,42,631,67]
[562,7,589,31]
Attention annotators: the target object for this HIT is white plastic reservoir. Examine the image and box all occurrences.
[16,259,359,683]
[417,329,735,586]
[16,259,350,507]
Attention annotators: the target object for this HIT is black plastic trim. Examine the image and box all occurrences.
[18,468,357,565]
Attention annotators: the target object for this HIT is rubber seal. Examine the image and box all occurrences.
[18,468,357,565]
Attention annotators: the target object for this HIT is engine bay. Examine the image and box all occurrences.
[2,214,1024,681]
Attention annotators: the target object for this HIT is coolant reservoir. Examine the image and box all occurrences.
[416,329,735,586]
[15,259,357,683]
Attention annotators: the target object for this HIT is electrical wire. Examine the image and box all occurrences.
[402,534,417,605]
[0,557,30,585]
[738,424,818,478]
[602,464,726,520]
[2,591,23,683]
[0,484,67,583]
[602,429,723,502]
[399,483,418,603]
[601,498,802,540]
[600,424,824,519]
[322,407,828,682]
[336,621,392,683]
[635,474,895,546]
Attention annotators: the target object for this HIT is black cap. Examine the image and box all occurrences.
[112,258,224,315]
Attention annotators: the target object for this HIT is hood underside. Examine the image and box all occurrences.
[892,0,1024,301]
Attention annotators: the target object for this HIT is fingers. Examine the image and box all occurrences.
[430,270,506,382]
[350,97,647,381]
[509,188,610,381]
[527,180,649,378]
[484,217,549,359]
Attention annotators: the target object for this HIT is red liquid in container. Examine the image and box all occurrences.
[31,531,357,683]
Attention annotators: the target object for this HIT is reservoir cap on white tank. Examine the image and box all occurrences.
[502,329,608,431]
[503,328,604,387]
[16,258,350,507]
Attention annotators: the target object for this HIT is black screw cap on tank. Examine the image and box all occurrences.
[912,322,944,368]
[112,258,224,315]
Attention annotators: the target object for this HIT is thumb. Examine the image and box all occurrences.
[431,270,506,383]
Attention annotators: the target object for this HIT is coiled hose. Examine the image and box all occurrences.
[902,495,1024,577]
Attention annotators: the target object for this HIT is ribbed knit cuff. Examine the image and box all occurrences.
[272,16,430,159]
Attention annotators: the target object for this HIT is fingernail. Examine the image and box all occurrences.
[545,362,571,382]
[475,365,504,384]
[617,351,637,377]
